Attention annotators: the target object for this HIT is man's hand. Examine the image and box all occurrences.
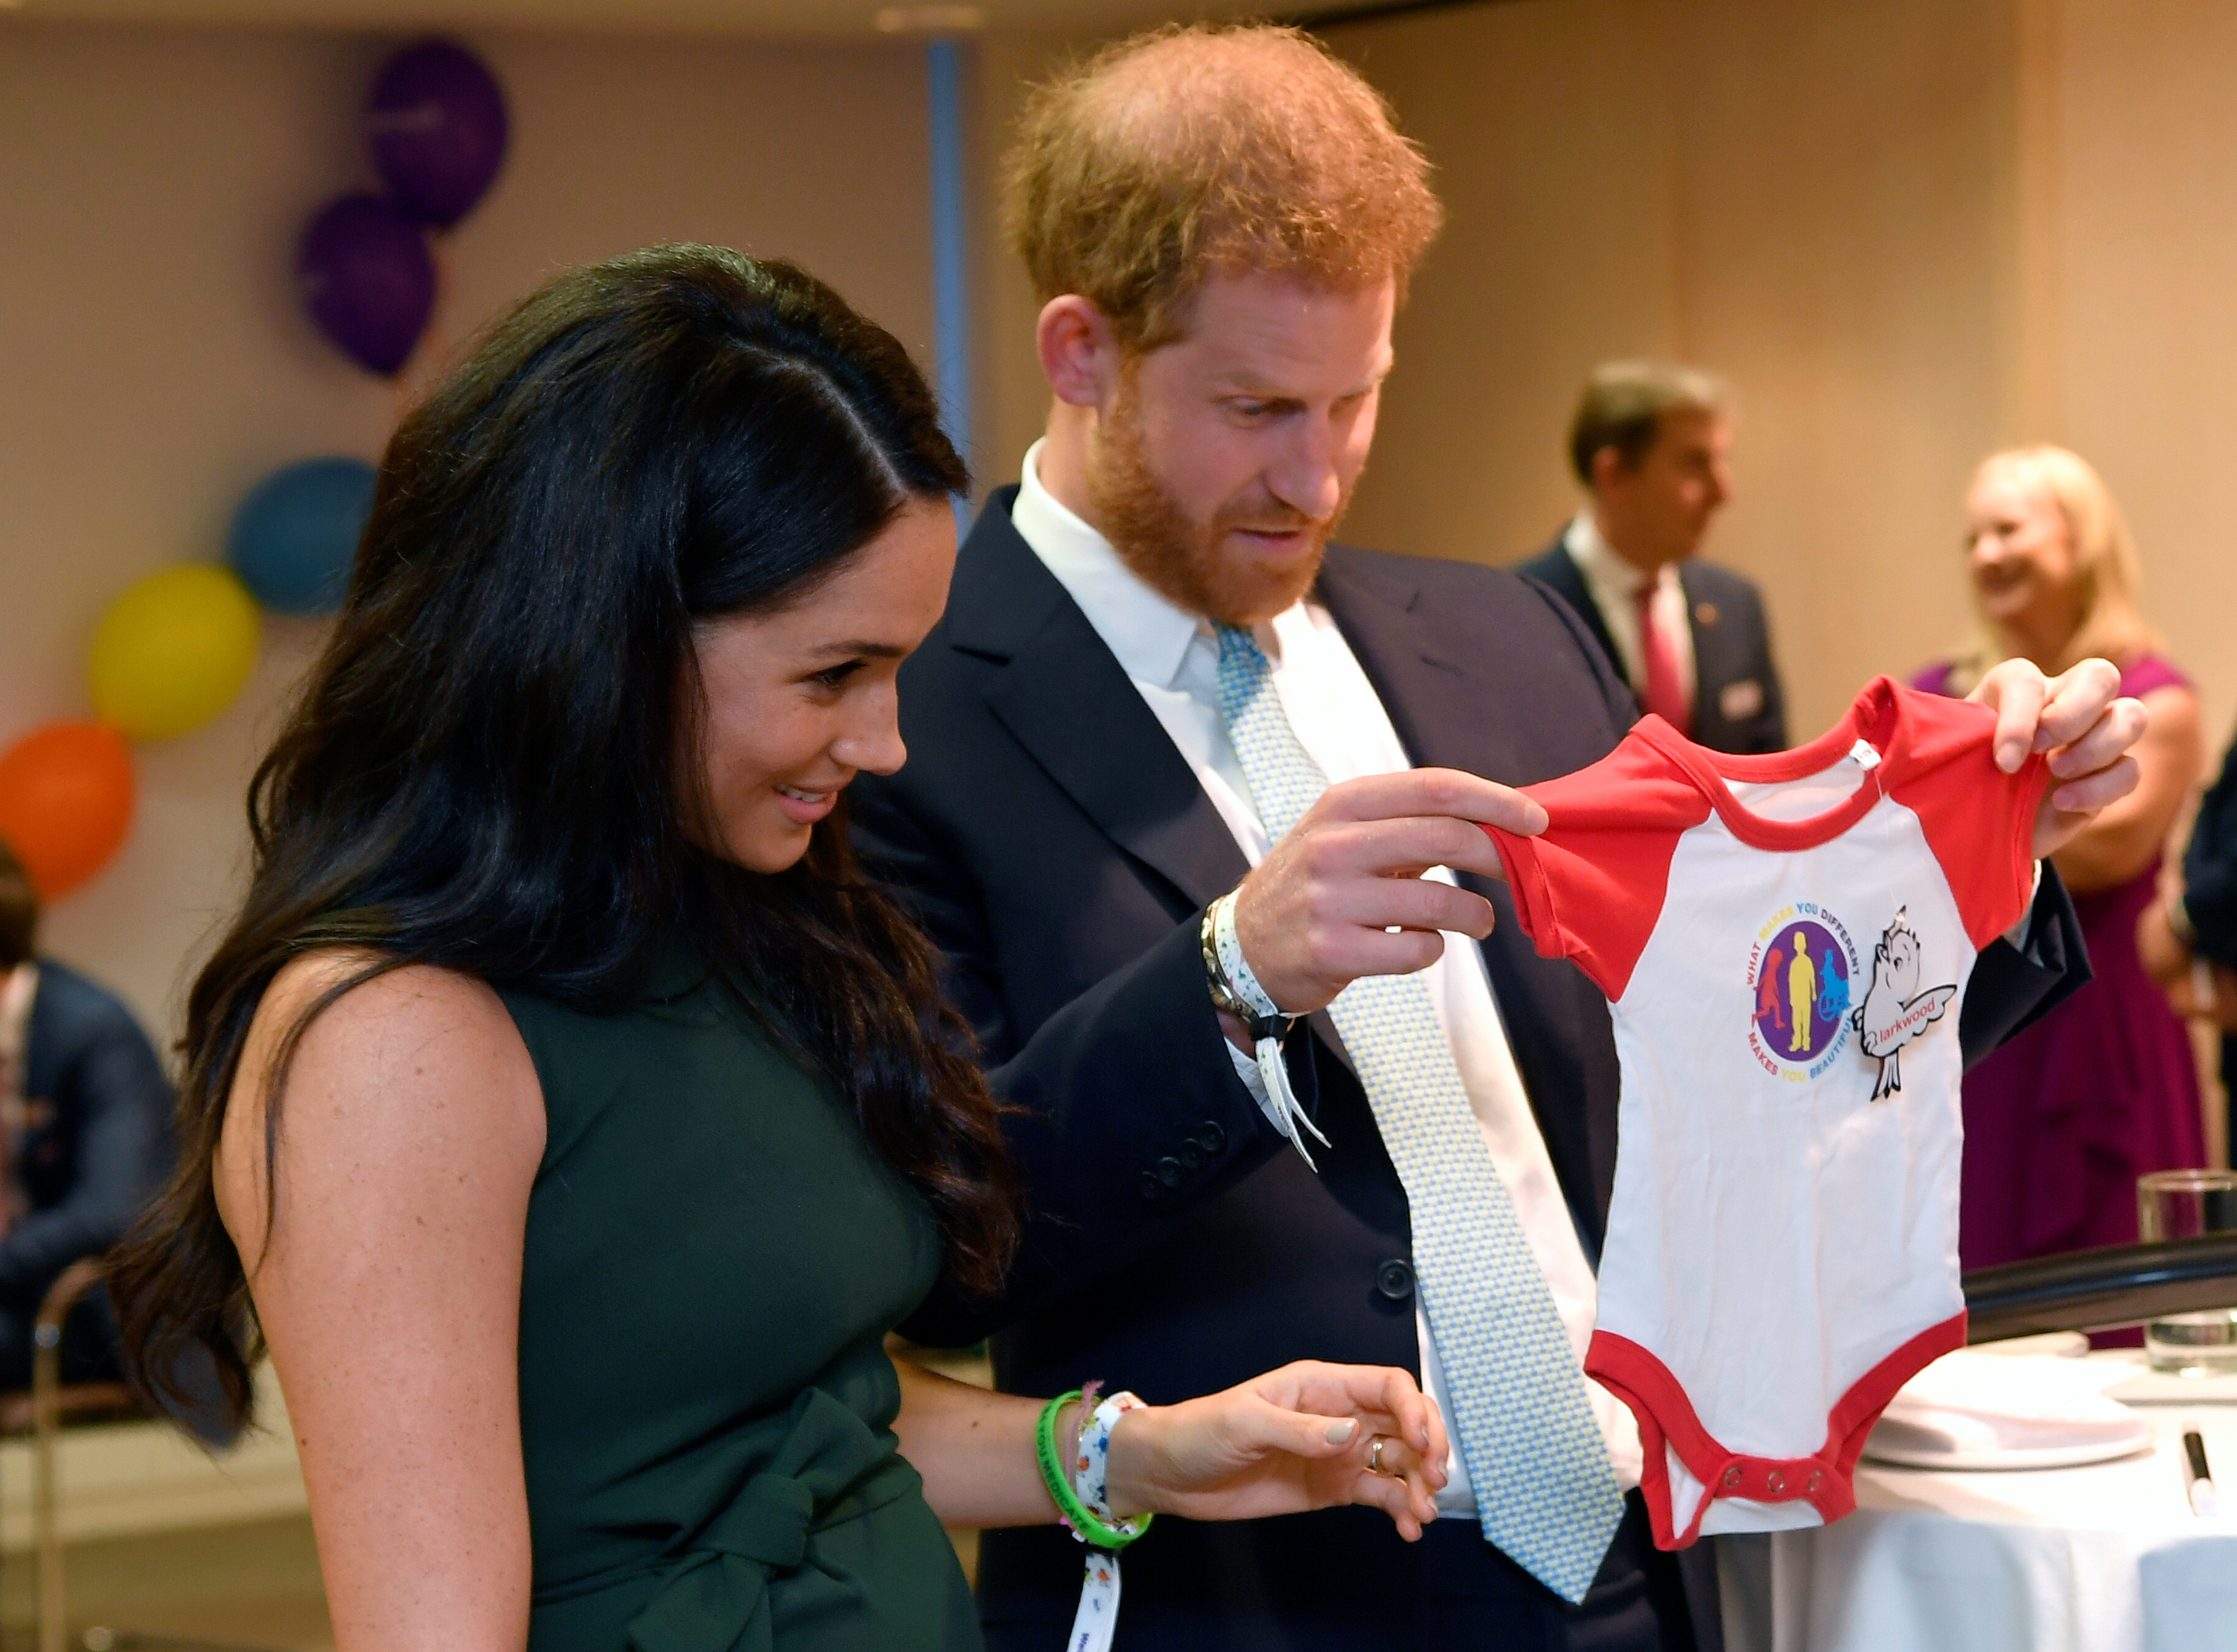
[1969,657,2147,859]
[1231,769,1545,1017]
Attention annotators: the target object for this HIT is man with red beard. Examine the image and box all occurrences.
[850,25,2138,1652]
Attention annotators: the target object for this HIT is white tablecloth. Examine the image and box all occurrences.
[1717,1360,2237,1652]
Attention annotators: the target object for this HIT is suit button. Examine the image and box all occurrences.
[1139,1172,1166,1203]
[1376,1259,1415,1301]
[1196,1120,1227,1154]
[1177,1140,1205,1171]
[1156,1156,1185,1188]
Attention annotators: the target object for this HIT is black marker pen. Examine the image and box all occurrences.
[2184,1424,2217,1519]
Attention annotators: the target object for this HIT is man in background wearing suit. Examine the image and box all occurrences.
[1519,363,1788,753]
[852,25,2138,1652]
[0,841,172,1391]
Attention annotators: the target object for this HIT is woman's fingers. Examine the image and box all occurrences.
[2046,695,2147,782]
[1971,659,2050,773]
[1352,1431,1439,1540]
[1266,1362,1447,1475]
[1233,1393,1371,1462]
[2034,658,2126,756]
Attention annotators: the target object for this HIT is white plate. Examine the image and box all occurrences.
[1861,1431,2155,1472]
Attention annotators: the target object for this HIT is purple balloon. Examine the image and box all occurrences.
[296,193,436,378]
[366,40,510,231]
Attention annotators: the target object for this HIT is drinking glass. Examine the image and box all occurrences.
[2139,1169,2237,1374]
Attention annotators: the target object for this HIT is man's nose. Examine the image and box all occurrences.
[1266,419,1344,522]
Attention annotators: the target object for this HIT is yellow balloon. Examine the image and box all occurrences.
[88,564,263,743]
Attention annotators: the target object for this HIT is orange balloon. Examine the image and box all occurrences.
[0,722,136,899]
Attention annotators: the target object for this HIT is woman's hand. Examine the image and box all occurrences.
[1965,657,2153,862]
[1100,1361,1447,1541]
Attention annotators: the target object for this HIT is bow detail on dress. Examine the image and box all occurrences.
[624,1386,920,1652]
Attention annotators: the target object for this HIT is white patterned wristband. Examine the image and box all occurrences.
[1064,1388,1150,1652]
[1208,892,1328,1168]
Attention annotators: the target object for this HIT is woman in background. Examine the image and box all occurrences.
[1918,446,2204,1267]
[108,245,1445,1652]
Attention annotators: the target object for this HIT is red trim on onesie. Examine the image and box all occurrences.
[1880,695,2051,947]
[1587,1311,1970,1551]
[1481,740,1710,1001]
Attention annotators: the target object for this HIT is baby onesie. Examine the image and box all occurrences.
[1482,677,2048,1548]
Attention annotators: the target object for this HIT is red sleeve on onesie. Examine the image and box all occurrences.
[1884,688,2052,949]
[1481,736,1712,1002]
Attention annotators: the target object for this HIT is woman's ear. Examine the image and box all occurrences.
[1037,295,1120,410]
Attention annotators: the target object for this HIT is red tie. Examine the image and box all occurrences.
[1634,583,1691,734]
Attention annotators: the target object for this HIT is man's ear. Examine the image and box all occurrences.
[1589,444,1629,498]
[1037,295,1120,409]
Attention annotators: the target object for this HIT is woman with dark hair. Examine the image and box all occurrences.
[107,246,1445,1651]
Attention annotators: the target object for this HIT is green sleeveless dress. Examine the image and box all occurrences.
[500,951,984,1652]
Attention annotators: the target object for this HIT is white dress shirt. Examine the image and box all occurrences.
[1010,441,1645,1516]
[1563,510,1697,717]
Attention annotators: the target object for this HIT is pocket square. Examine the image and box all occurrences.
[1718,678,1765,720]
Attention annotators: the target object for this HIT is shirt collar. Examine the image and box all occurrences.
[1562,508,1652,597]
[1011,438,1208,691]
[1563,509,1689,612]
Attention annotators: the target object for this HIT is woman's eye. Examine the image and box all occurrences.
[812,661,863,690]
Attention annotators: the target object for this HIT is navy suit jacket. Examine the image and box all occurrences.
[1516,536,1788,755]
[6,961,173,1309]
[850,490,2086,1651]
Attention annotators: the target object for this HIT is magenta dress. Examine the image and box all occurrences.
[1914,656,2206,1269]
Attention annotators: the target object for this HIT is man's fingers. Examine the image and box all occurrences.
[1322,875,1497,941]
[1310,769,1547,838]
[1302,814,1513,885]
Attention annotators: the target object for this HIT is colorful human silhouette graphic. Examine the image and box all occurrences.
[1786,929,1818,1054]
[1817,947,1850,1027]
[1752,916,1852,1067]
[1757,943,1788,1030]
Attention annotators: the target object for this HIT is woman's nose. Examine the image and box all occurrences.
[835,707,907,777]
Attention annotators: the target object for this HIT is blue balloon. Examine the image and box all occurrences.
[227,457,377,614]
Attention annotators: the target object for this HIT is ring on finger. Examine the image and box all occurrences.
[1366,1435,1399,1479]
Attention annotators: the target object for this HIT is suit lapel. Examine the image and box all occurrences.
[1316,548,1533,787]
[1526,541,1624,684]
[947,494,1247,911]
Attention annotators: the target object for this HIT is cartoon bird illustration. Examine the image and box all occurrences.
[1849,907,1957,1100]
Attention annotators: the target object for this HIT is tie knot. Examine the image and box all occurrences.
[1213,622,1265,668]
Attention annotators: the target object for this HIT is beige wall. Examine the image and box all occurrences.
[2044,0,2237,754]
[0,22,937,1038]
[1320,0,2022,742]
[1310,0,2235,749]
[16,2,2237,1040]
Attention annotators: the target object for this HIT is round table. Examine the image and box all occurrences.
[1716,1356,2237,1652]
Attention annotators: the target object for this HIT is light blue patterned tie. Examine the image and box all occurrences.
[1213,624,1624,1604]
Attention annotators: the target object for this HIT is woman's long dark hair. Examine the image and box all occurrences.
[109,245,1017,1429]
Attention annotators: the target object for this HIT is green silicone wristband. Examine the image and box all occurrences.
[1035,1389,1153,1551]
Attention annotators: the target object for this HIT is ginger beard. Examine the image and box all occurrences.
[1086,377,1355,628]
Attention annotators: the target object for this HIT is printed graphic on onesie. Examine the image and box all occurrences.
[1482,677,2049,1549]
